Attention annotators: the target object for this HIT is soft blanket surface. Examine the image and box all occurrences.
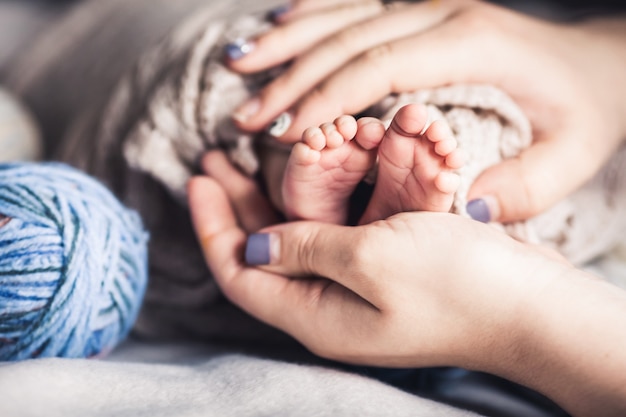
[2,250,624,417]
[0,340,479,417]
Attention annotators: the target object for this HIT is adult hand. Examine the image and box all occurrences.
[188,151,568,369]
[228,0,626,223]
[188,164,626,417]
[197,150,280,233]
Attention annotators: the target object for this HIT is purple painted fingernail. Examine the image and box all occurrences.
[246,233,271,265]
[224,38,255,61]
[267,5,291,22]
[467,199,491,223]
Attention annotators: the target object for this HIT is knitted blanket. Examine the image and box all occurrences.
[5,0,626,346]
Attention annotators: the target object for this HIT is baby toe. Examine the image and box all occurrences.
[445,149,466,169]
[292,142,321,165]
[355,118,386,150]
[321,123,345,149]
[303,127,326,151]
[335,115,358,141]
[434,138,458,156]
[425,120,453,143]
[434,171,461,194]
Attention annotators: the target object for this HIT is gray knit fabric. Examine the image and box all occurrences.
[4,0,626,347]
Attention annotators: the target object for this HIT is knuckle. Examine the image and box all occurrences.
[457,11,491,36]
[340,0,385,16]
[332,25,365,53]
[458,9,485,29]
[294,226,376,278]
[346,229,376,274]
[454,5,504,39]
[296,227,322,274]
[446,8,511,59]
[363,42,394,65]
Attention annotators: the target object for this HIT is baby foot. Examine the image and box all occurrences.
[282,115,384,224]
[360,104,464,224]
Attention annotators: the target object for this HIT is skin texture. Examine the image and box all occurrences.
[229,0,626,223]
[188,154,626,417]
[281,104,463,224]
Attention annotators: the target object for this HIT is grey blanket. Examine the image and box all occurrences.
[1,340,480,417]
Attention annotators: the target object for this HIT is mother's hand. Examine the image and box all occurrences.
[189,150,626,416]
[228,0,626,223]
[188,151,570,369]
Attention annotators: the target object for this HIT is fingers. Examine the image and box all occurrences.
[248,221,384,303]
[467,128,604,222]
[201,151,278,232]
[271,0,379,24]
[187,176,247,287]
[188,175,379,352]
[229,1,384,74]
[187,176,314,332]
[355,117,385,150]
[254,17,495,142]
[233,1,456,136]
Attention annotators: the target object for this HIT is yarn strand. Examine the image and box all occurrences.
[0,163,148,360]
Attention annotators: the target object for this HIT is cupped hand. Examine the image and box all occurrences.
[188,153,572,370]
[229,0,626,223]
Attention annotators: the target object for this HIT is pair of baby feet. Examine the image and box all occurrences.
[282,104,465,225]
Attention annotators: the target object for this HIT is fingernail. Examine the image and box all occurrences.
[224,38,255,61]
[233,97,261,123]
[267,4,292,22]
[268,112,292,138]
[246,233,271,265]
[466,198,491,223]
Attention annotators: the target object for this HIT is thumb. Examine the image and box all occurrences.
[245,221,381,302]
[467,131,603,223]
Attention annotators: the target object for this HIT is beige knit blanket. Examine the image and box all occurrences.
[118,11,626,266]
[6,0,626,343]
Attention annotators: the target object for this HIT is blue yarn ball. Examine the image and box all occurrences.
[0,163,148,360]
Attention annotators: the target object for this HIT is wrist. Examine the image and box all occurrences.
[451,241,571,374]
[487,263,626,416]
[463,253,570,372]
